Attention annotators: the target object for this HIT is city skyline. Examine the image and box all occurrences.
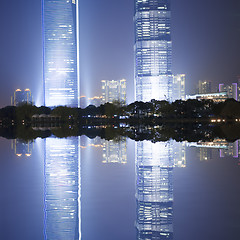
[0,0,240,107]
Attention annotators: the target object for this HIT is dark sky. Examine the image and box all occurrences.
[0,0,240,107]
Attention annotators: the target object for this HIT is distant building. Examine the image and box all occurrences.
[12,89,32,106]
[102,138,127,164]
[197,80,212,94]
[101,79,126,104]
[186,92,228,102]
[173,74,186,101]
[219,83,238,101]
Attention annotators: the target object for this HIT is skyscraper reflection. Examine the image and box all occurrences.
[102,138,127,164]
[136,141,173,239]
[44,137,81,240]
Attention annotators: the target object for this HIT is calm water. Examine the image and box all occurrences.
[0,136,240,240]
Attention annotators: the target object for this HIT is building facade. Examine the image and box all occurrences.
[101,79,126,104]
[43,0,80,107]
[134,0,172,102]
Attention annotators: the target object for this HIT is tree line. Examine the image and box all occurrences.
[1,98,240,125]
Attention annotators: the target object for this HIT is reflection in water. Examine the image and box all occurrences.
[173,142,186,168]
[136,141,174,239]
[11,139,34,157]
[102,138,127,164]
[188,139,240,163]
[7,135,240,239]
[44,137,81,240]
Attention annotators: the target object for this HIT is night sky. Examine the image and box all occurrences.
[0,0,240,107]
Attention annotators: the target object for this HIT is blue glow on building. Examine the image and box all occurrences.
[43,0,80,107]
[134,0,172,102]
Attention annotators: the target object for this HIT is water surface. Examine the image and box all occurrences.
[0,136,240,239]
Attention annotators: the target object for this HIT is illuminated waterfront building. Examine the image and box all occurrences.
[44,137,81,239]
[219,83,238,101]
[101,79,126,104]
[136,141,173,239]
[43,0,80,107]
[102,138,127,164]
[12,89,32,106]
[186,92,228,103]
[173,74,186,101]
[134,0,172,102]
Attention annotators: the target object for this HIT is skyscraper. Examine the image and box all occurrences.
[134,0,172,102]
[43,0,80,107]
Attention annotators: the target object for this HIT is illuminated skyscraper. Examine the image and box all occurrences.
[43,0,80,107]
[44,137,81,239]
[134,0,172,102]
[136,141,173,239]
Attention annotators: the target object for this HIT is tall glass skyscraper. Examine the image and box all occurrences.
[43,0,80,107]
[134,0,172,102]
